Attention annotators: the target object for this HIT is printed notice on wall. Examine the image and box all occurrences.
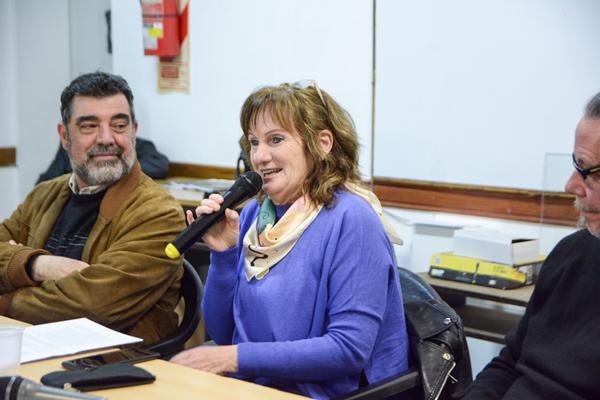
[158,0,190,93]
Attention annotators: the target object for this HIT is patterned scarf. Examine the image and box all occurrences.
[243,196,321,281]
[242,184,401,281]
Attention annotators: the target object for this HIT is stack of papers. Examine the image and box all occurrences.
[21,318,142,363]
[176,179,234,193]
[163,179,235,203]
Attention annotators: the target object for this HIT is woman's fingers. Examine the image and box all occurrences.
[185,210,195,225]
[188,196,226,225]
[224,208,239,224]
[208,192,224,203]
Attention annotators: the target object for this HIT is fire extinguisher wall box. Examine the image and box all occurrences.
[142,0,180,58]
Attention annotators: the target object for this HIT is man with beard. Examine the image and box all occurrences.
[463,93,600,399]
[36,137,169,183]
[0,72,185,345]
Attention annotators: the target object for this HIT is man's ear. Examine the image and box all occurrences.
[133,121,139,138]
[57,123,68,150]
[318,129,333,155]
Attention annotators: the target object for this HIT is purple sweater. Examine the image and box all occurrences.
[202,191,409,399]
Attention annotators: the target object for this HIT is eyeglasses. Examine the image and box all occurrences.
[293,79,326,108]
[572,153,600,179]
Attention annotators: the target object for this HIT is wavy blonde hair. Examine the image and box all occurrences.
[240,83,361,206]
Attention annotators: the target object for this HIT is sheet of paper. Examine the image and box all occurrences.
[21,318,142,363]
[164,179,234,193]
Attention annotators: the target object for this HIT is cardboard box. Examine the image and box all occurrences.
[453,228,539,265]
[474,259,543,289]
[429,252,545,289]
[429,252,479,284]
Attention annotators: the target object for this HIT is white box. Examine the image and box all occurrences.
[453,228,539,265]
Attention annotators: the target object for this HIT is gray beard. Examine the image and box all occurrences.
[71,157,131,186]
[576,215,600,239]
[68,140,136,187]
[574,198,600,239]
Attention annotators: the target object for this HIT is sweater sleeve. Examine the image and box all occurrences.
[201,247,240,344]
[461,326,524,399]
[237,205,396,381]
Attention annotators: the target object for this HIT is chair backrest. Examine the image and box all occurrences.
[398,267,442,303]
[148,259,203,358]
[399,267,472,400]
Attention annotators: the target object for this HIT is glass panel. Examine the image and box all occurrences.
[539,153,577,255]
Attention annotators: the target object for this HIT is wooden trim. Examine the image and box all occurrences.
[0,147,16,166]
[167,163,578,226]
[373,177,578,227]
[168,162,237,180]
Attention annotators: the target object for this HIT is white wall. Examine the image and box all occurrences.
[0,0,112,219]
[0,0,17,149]
[110,0,374,177]
[0,0,19,218]
[375,0,600,189]
[14,0,71,199]
[0,169,18,220]
[69,0,112,76]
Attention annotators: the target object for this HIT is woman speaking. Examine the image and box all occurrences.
[171,81,410,399]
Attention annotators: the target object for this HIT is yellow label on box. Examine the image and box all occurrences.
[477,261,526,283]
[430,252,478,273]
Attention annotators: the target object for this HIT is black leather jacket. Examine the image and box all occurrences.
[404,298,472,400]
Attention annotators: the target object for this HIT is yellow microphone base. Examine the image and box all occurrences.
[164,243,181,259]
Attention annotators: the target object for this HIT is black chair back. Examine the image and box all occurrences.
[148,259,203,359]
[398,267,442,303]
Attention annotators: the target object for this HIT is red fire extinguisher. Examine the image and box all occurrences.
[142,0,180,59]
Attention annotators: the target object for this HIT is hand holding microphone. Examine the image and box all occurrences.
[165,171,262,259]
[185,194,239,252]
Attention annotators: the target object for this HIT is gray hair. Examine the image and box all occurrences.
[61,71,136,126]
[584,92,600,119]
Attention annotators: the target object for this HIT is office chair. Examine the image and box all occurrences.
[148,259,203,359]
[337,267,471,400]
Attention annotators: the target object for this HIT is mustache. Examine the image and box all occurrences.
[574,198,600,214]
[87,145,124,158]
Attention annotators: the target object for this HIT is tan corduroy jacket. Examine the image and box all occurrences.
[0,162,185,345]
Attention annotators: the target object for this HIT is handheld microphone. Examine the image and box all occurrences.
[0,375,106,400]
[164,171,262,259]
